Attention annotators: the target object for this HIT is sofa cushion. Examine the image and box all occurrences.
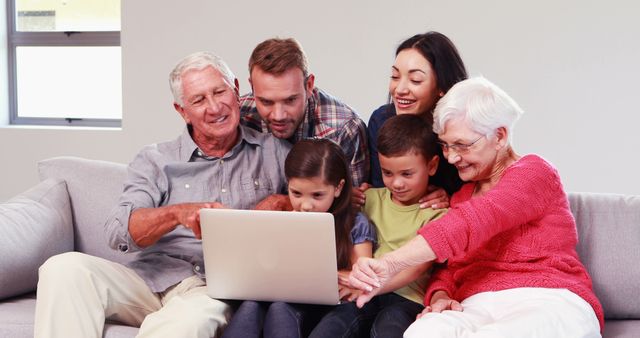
[0,179,73,300]
[0,294,139,338]
[569,192,640,319]
[38,157,138,265]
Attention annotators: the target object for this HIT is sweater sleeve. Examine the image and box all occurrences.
[423,263,457,305]
[418,155,562,262]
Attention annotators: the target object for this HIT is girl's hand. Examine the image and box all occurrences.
[338,285,362,302]
[417,291,463,319]
[338,270,351,287]
[418,185,450,209]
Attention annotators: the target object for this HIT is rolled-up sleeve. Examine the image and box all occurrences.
[104,146,166,253]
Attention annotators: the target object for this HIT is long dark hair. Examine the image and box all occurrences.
[396,31,468,102]
[390,31,468,193]
[284,139,354,270]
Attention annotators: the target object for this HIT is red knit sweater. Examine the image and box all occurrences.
[418,154,604,330]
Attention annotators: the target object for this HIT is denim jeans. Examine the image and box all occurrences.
[309,293,424,338]
[221,300,331,338]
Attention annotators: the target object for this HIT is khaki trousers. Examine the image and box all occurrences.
[34,252,231,338]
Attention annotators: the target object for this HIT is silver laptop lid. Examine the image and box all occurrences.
[200,208,340,305]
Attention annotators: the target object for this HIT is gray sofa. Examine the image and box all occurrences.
[0,156,639,338]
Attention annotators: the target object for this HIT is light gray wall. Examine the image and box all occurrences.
[1,0,639,202]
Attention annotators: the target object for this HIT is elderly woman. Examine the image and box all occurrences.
[350,77,603,337]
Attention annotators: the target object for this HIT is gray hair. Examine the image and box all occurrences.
[169,51,236,106]
[433,77,523,144]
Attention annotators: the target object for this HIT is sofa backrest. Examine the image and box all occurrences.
[38,156,138,265]
[569,192,640,320]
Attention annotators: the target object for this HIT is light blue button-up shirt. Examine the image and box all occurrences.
[105,125,290,292]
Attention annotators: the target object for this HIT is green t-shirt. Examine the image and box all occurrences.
[363,187,447,304]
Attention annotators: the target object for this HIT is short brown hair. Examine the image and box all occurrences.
[378,114,464,195]
[248,38,309,77]
[377,114,439,161]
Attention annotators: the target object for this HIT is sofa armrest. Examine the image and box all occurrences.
[0,179,73,300]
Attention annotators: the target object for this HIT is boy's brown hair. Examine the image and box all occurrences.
[377,114,439,161]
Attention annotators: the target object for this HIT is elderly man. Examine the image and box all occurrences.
[34,51,291,338]
[240,37,369,187]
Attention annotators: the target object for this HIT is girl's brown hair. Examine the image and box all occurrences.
[284,139,354,270]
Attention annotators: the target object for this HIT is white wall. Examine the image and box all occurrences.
[1,0,639,201]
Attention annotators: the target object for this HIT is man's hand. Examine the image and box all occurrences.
[178,202,224,239]
[417,290,463,319]
[352,183,371,209]
[129,201,224,247]
[254,194,293,211]
[418,185,450,209]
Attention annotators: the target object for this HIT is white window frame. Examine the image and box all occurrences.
[6,0,121,127]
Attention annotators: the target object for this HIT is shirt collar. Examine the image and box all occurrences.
[295,87,319,141]
[179,124,261,162]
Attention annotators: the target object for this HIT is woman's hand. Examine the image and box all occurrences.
[349,257,393,307]
[417,291,463,319]
[419,185,450,209]
[351,183,371,208]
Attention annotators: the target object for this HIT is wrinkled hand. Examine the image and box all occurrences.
[419,185,450,209]
[254,194,293,211]
[417,291,463,319]
[179,202,225,239]
[349,257,393,308]
[351,183,371,209]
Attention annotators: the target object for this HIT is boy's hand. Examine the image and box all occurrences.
[418,185,450,209]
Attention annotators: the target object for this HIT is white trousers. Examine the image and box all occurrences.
[403,288,601,338]
[34,252,231,338]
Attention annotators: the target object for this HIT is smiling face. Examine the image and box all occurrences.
[250,66,314,139]
[287,176,344,213]
[174,66,240,145]
[389,48,441,116]
[438,118,501,182]
[379,150,439,206]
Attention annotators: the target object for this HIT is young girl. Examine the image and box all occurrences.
[221,139,376,338]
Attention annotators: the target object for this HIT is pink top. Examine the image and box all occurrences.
[418,154,604,330]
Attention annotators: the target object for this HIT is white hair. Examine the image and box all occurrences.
[433,76,524,143]
[169,51,236,106]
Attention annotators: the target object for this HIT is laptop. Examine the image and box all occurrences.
[199,208,340,305]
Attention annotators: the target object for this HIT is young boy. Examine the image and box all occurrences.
[309,114,449,338]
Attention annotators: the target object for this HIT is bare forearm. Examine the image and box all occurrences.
[382,236,437,275]
[376,261,432,295]
[129,206,181,248]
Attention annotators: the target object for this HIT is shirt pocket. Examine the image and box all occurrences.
[240,175,274,209]
[166,175,207,204]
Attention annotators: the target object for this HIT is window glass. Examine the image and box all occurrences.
[16,46,121,119]
[15,0,120,32]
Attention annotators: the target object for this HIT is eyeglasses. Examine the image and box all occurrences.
[437,135,485,155]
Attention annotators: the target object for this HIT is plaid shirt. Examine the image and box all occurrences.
[240,87,369,186]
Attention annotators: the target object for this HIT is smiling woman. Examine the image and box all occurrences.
[367,31,467,194]
[349,77,604,338]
